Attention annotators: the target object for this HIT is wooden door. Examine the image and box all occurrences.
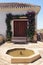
[14,21,27,37]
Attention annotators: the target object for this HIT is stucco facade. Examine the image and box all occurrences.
[0,3,40,38]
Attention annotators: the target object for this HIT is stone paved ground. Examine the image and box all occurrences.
[0,41,43,65]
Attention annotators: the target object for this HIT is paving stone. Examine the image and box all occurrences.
[0,42,43,65]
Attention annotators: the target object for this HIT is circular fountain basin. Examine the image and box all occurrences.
[5,48,41,63]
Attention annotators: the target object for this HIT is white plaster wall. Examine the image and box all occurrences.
[0,11,27,37]
[0,12,6,37]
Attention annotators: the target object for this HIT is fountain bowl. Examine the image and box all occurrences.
[0,47,41,64]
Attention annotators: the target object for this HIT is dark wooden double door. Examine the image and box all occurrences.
[14,21,27,37]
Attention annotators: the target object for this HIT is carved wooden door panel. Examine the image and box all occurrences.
[14,21,27,37]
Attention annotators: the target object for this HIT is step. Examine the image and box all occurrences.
[11,37,27,43]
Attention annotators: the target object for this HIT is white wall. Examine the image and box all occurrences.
[0,12,6,37]
[0,11,27,37]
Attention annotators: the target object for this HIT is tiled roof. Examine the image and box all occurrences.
[0,3,40,8]
[0,3,40,14]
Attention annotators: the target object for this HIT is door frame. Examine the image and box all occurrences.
[13,19,28,37]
